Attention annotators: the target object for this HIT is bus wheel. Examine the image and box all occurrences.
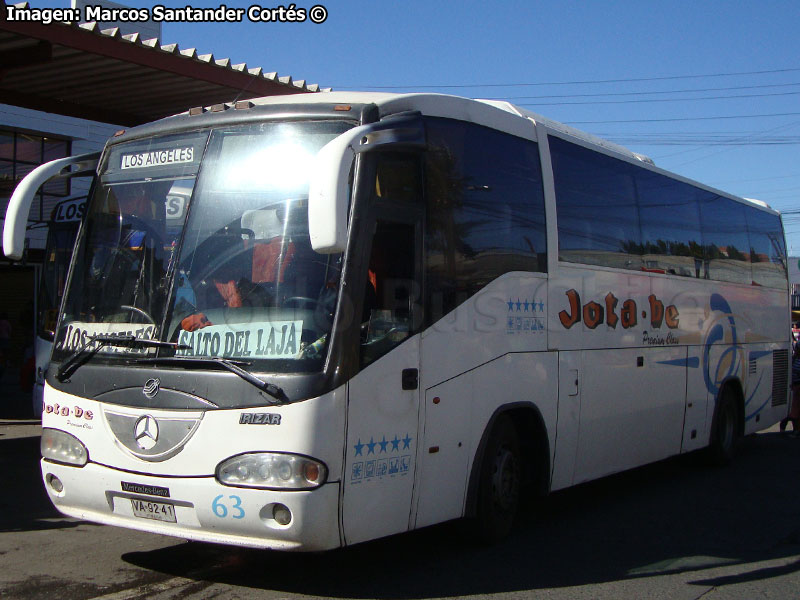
[708,389,738,465]
[475,415,521,543]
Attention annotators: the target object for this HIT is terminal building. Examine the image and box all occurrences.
[0,0,325,376]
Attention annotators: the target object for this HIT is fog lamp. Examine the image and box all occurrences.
[46,473,64,494]
[273,503,292,525]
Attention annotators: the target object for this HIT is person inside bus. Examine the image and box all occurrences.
[177,228,246,332]
[177,211,306,333]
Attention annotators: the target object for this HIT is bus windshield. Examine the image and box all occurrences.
[54,120,353,373]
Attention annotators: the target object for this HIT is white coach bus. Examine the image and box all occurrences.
[3,93,790,550]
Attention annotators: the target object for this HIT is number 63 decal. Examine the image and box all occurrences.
[212,494,245,519]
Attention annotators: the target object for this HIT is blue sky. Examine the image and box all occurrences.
[35,1,800,252]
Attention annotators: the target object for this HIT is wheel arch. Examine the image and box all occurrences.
[464,402,551,518]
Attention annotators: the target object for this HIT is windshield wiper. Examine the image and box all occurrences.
[57,335,187,381]
[134,356,290,404]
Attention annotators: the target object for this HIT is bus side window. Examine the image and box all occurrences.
[361,220,419,367]
[424,117,547,323]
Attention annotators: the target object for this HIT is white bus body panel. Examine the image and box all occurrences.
[417,352,557,528]
[548,263,789,485]
[42,383,347,477]
[41,382,347,551]
[415,374,473,528]
[342,333,420,545]
[575,346,686,483]
[419,273,550,390]
[552,350,581,491]
[342,271,556,537]
[43,460,341,550]
[414,273,554,528]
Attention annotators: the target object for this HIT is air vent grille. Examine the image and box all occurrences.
[772,349,789,406]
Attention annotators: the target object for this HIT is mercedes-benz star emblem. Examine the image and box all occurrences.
[142,378,160,399]
[133,415,159,450]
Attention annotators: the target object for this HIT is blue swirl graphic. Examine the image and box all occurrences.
[702,294,742,397]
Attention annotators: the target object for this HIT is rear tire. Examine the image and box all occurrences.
[475,415,521,543]
[708,389,739,465]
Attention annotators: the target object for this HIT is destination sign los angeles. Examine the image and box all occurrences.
[120,147,195,170]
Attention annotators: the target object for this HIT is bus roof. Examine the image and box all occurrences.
[243,92,655,164]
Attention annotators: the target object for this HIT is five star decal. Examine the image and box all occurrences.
[507,298,545,312]
[354,433,413,456]
[351,432,414,482]
[507,297,546,334]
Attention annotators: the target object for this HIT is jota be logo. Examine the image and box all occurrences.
[558,290,679,330]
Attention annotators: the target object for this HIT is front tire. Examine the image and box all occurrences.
[475,415,521,543]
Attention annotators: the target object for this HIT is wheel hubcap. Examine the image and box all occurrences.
[492,447,519,511]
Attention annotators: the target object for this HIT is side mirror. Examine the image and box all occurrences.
[307,124,373,254]
[3,152,99,260]
[307,116,425,254]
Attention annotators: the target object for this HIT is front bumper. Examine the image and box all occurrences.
[41,459,342,551]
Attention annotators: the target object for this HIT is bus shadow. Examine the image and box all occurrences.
[121,431,800,596]
[0,370,35,420]
[0,434,82,533]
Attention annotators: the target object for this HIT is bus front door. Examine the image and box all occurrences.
[342,211,423,546]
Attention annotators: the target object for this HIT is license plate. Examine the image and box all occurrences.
[130,498,176,523]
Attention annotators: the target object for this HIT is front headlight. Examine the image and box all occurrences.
[41,428,88,466]
[216,452,327,490]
